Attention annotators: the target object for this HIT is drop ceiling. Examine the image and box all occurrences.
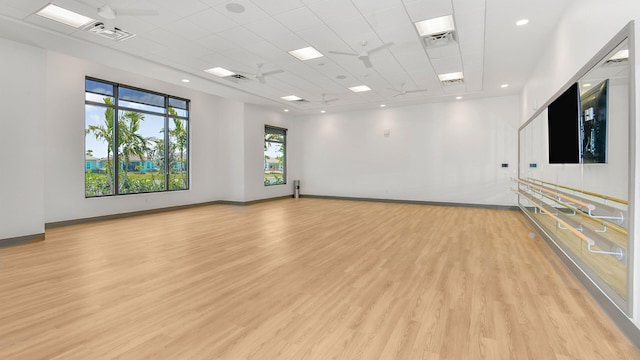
[0,0,571,114]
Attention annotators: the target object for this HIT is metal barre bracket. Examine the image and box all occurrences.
[585,239,624,260]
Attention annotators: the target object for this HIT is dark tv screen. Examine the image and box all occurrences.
[548,82,581,164]
[580,79,608,163]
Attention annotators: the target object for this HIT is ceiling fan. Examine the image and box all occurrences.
[389,83,428,97]
[329,41,395,68]
[234,63,284,84]
[82,1,159,20]
[321,93,339,105]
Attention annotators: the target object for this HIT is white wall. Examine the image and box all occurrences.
[520,0,640,328]
[44,51,238,223]
[0,38,46,239]
[295,96,519,206]
[244,104,296,202]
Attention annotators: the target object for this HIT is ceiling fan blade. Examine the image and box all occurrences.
[262,69,284,77]
[329,50,358,57]
[257,75,266,84]
[393,93,403,97]
[406,89,428,93]
[367,42,395,55]
[115,9,160,16]
[361,56,373,68]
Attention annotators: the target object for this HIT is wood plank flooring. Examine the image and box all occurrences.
[0,198,638,359]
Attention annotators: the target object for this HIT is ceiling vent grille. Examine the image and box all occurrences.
[423,31,456,48]
[225,74,251,83]
[604,58,628,65]
[86,22,135,41]
[440,78,464,86]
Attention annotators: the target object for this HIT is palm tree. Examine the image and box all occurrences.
[86,97,115,193]
[169,107,188,188]
[118,111,150,191]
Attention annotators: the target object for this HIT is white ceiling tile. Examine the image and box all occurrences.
[275,7,324,32]
[430,56,463,74]
[212,0,270,25]
[324,17,377,49]
[141,1,210,26]
[403,0,453,22]
[250,0,305,16]
[351,0,399,15]
[162,18,211,40]
[266,33,308,52]
[197,33,241,52]
[244,17,291,41]
[425,43,461,59]
[306,0,361,23]
[187,8,239,34]
[217,25,265,48]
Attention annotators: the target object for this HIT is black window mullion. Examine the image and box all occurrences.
[113,86,120,195]
[164,95,170,191]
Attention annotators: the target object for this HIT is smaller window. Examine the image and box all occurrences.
[264,126,287,186]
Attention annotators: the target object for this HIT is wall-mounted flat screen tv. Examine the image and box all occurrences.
[580,79,608,163]
[548,82,581,164]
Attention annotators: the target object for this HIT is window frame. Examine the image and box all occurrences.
[84,77,190,197]
[264,125,287,186]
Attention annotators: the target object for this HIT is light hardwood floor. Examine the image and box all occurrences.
[0,198,638,359]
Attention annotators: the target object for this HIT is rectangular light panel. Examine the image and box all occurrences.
[204,67,236,77]
[438,72,464,82]
[348,85,371,93]
[288,47,324,61]
[281,95,303,101]
[36,4,94,28]
[415,15,455,36]
[610,49,629,61]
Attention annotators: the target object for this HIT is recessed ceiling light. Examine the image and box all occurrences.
[281,95,302,101]
[582,83,592,87]
[320,110,326,113]
[225,3,246,13]
[610,49,629,61]
[380,104,386,108]
[438,72,464,82]
[456,96,462,100]
[181,79,190,83]
[500,84,509,88]
[288,47,324,61]
[414,15,455,36]
[349,85,371,93]
[204,67,236,77]
[36,4,94,28]
[516,19,529,26]
[284,109,289,112]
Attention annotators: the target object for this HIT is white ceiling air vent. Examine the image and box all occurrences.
[441,78,464,86]
[86,22,135,41]
[225,74,252,83]
[423,31,456,48]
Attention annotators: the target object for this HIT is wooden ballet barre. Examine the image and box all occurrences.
[512,179,628,236]
[528,178,628,206]
[519,178,625,223]
[516,178,596,212]
[517,190,624,260]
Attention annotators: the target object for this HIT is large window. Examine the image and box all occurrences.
[85,78,189,197]
[264,126,286,186]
